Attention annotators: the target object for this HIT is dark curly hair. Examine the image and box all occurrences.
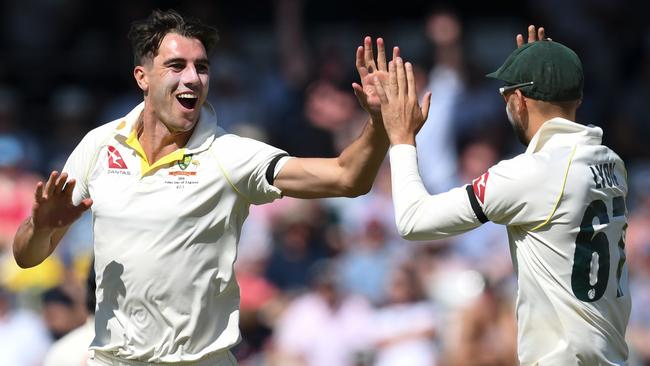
[127,9,219,66]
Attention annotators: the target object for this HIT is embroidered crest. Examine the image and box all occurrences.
[178,155,192,170]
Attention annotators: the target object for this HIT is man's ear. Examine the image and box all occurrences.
[514,89,528,114]
[134,65,148,92]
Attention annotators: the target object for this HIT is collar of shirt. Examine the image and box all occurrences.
[525,117,603,154]
[111,101,218,176]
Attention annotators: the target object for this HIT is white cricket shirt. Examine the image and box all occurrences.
[389,118,630,365]
[62,102,287,363]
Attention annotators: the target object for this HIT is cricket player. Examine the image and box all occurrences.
[12,9,407,365]
[374,25,630,365]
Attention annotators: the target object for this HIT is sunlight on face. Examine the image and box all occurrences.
[143,33,210,132]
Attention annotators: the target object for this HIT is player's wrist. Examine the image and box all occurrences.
[368,111,383,125]
[388,133,416,146]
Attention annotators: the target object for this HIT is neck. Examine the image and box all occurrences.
[138,110,194,164]
[526,105,577,143]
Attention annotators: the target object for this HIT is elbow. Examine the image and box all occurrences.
[396,222,416,240]
[339,179,372,198]
[12,246,40,269]
[344,185,371,198]
[13,255,37,269]
[395,214,414,239]
[397,225,432,241]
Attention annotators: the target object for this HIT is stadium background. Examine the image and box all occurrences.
[1,0,649,365]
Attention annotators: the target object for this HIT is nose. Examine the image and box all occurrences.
[181,64,200,87]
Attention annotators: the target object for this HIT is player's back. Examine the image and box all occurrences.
[513,125,630,365]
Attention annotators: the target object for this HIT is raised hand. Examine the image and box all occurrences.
[516,25,547,48]
[373,57,432,146]
[32,171,92,231]
[352,36,399,118]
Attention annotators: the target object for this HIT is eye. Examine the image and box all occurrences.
[196,64,209,74]
[169,63,184,71]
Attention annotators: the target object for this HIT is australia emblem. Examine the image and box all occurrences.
[178,155,192,170]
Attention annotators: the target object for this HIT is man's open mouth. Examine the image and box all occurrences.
[177,93,198,109]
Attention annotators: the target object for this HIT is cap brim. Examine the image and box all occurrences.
[485,70,501,79]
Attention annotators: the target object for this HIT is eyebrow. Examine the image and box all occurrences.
[163,57,210,66]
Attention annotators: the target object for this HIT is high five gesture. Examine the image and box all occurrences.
[373,57,432,145]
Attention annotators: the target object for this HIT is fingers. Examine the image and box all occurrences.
[376,38,387,72]
[527,25,536,43]
[518,25,546,48]
[351,82,368,105]
[35,181,44,203]
[516,34,524,48]
[421,92,432,121]
[389,60,398,96]
[392,46,400,62]
[53,172,68,196]
[44,171,59,199]
[352,82,363,94]
[373,76,389,104]
[405,62,416,100]
[364,36,378,73]
[355,46,369,79]
[62,178,76,204]
[395,57,406,97]
[76,198,93,212]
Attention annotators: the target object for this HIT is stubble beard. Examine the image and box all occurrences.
[506,100,529,146]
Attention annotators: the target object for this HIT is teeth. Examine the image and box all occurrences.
[177,93,197,99]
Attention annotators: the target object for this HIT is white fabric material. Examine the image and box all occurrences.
[389,144,480,240]
[273,156,292,180]
[89,349,236,365]
[390,118,631,365]
[62,102,287,362]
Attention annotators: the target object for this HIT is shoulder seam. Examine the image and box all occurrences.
[209,145,252,205]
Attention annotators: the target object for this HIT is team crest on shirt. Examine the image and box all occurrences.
[167,155,199,189]
[472,172,489,204]
[177,155,192,170]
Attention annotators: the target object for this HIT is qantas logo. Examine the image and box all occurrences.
[107,146,128,169]
[472,172,489,204]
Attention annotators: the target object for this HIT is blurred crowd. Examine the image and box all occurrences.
[1,0,650,365]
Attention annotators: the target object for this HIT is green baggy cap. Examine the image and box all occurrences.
[487,40,584,101]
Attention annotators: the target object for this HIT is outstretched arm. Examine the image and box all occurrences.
[13,171,92,268]
[374,57,480,239]
[273,37,395,198]
[375,25,550,240]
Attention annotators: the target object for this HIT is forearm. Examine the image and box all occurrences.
[13,217,57,268]
[336,115,389,195]
[389,145,481,240]
[273,115,389,199]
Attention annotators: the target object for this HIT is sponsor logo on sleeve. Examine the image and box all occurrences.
[472,171,489,204]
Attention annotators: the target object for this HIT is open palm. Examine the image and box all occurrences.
[32,171,92,230]
[353,37,400,117]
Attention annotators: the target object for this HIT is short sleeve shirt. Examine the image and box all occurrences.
[62,102,287,362]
